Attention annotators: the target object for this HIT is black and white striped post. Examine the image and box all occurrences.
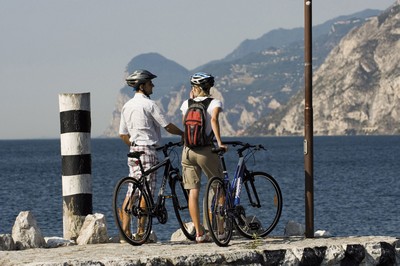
[59,92,92,240]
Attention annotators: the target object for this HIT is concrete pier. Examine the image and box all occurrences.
[1,236,399,265]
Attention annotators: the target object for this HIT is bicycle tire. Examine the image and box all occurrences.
[235,171,282,238]
[204,176,233,246]
[113,176,152,245]
[171,173,196,241]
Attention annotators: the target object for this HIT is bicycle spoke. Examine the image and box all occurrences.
[172,174,196,240]
[113,177,152,245]
[236,172,282,238]
[204,177,233,246]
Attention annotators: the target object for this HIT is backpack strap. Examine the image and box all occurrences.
[201,98,214,144]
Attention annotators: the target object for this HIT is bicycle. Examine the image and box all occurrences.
[204,141,283,246]
[113,141,196,245]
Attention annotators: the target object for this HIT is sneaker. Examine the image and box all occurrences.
[196,232,212,243]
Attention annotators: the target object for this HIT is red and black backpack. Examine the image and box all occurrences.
[183,98,214,148]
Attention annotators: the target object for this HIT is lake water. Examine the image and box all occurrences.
[1,136,399,241]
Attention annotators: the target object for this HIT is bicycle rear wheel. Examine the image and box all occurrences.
[171,173,196,241]
[204,176,233,246]
[113,177,152,245]
[236,172,282,238]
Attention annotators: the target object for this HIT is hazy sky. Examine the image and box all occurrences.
[0,0,396,140]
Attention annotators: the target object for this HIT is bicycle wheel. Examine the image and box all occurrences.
[204,176,233,247]
[171,174,196,241]
[113,177,152,245]
[236,172,282,238]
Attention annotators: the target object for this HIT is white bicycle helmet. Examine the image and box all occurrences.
[190,72,215,87]
[126,69,157,88]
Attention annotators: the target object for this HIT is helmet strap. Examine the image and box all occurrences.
[137,84,151,98]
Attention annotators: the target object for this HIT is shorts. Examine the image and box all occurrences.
[181,146,223,190]
[127,145,158,196]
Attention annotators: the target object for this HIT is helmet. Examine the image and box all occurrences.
[190,72,215,87]
[126,69,157,88]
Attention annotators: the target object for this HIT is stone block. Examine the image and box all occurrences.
[76,213,109,245]
[170,222,194,242]
[11,211,45,250]
[284,220,305,236]
[44,236,76,248]
[0,234,15,251]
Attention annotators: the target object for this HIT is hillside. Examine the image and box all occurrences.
[245,2,400,136]
[103,7,395,137]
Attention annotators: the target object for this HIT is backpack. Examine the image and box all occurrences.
[183,98,214,148]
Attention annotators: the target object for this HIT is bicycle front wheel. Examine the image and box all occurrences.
[236,172,282,238]
[113,177,152,245]
[204,176,233,247]
[171,173,196,241]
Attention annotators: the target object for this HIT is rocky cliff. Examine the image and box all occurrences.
[103,5,397,137]
[245,1,400,136]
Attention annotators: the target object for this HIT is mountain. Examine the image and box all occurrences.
[103,6,395,137]
[244,2,400,136]
[102,53,190,137]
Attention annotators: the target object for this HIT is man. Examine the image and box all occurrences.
[119,69,183,241]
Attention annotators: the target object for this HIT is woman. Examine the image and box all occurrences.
[180,72,227,243]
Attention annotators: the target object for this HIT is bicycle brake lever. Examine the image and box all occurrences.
[257,144,267,150]
[211,147,226,154]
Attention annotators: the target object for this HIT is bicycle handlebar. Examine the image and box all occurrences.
[156,141,183,152]
[127,141,182,159]
[212,140,266,155]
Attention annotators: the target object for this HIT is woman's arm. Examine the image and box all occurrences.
[210,107,227,150]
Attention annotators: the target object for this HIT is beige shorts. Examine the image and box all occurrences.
[181,146,223,190]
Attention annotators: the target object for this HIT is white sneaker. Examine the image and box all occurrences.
[196,233,212,243]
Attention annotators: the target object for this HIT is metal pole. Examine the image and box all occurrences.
[304,0,314,238]
[59,92,92,240]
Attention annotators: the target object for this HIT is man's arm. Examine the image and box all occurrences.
[165,123,184,137]
[120,134,131,146]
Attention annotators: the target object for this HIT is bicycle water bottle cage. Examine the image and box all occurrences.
[127,151,145,159]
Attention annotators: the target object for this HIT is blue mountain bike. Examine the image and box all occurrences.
[204,141,282,246]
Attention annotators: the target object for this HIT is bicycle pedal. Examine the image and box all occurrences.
[249,222,261,230]
[235,217,246,227]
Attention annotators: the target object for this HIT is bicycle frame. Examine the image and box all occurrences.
[133,149,179,219]
[219,153,245,207]
[216,142,264,225]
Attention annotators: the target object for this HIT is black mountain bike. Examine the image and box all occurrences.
[113,141,195,245]
[204,141,283,246]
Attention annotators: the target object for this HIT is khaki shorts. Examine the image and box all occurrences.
[181,146,223,190]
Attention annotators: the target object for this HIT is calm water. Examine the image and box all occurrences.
[1,136,399,241]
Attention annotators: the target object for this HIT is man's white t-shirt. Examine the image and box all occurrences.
[119,93,168,146]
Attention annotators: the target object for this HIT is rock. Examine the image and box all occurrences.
[147,231,158,243]
[315,229,332,237]
[0,234,15,251]
[44,236,76,248]
[11,211,45,250]
[284,220,305,236]
[261,2,400,136]
[170,222,195,242]
[76,213,109,245]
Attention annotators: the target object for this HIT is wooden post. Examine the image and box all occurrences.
[59,92,92,240]
[304,0,314,238]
